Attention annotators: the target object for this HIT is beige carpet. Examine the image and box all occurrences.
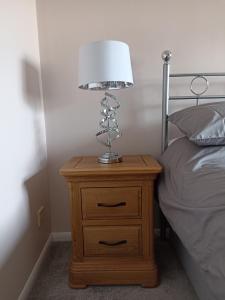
[28,241,198,300]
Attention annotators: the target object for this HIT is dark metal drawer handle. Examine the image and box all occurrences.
[99,240,127,246]
[97,201,126,208]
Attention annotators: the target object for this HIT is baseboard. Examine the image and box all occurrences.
[51,231,72,241]
[18,232,72,300]
[18,235,52,300]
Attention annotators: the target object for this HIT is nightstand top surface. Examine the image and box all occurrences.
[60,155,162,177]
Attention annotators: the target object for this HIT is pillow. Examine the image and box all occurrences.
[169,102,225,146]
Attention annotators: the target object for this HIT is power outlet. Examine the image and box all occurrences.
[37,206,45,228]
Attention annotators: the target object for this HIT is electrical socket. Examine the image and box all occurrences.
[37,206,45,228]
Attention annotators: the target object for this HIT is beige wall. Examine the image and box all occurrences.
[0,1,50,299]
[37,0,225,232]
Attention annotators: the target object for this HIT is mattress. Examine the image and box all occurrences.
[158,137,225,300]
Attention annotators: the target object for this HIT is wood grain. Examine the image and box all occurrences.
[60,155,162,288]
[81,186,141,219]
[83,225,141,257]
[59,155,162,177]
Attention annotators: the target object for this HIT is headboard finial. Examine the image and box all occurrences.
[162,50,172,63]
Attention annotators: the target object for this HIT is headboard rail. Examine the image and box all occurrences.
[170,72,225,77]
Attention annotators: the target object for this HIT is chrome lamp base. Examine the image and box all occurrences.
[97,152,122,164]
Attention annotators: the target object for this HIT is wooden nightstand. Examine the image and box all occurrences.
[60,155,162,288]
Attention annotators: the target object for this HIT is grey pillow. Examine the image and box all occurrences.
[169,102,225,146]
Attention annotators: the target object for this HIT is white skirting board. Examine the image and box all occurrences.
[18,232,72,300]
[18,235,52,300]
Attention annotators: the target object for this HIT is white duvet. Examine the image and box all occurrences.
[158,137,225,300]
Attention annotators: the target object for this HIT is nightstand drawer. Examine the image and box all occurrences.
[81,186,141,219]
[83,225,142,257]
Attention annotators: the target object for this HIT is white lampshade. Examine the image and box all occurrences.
[78,40,134,90]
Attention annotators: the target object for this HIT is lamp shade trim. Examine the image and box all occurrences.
[79,80,133,90]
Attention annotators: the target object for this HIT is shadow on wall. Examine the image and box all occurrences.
[0,59,50,300]
[0,167,49,300]
[22,58,47,167]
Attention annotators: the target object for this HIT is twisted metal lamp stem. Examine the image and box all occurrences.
[96,92,122,163]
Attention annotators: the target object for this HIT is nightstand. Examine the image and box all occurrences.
[60,155,162,288]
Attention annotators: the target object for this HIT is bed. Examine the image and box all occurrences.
[158,51,225,300]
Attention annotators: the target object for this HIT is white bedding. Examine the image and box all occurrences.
[158,137,225,300]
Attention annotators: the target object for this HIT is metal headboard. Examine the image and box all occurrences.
[161,50,225,153]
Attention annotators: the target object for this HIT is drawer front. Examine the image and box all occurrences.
[81,187,141,219]
[83,225,142,257]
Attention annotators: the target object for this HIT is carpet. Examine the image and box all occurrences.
[28,241,198,300]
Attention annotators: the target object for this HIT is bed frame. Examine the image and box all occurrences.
[161,50,225,153]
[160,50,225,300]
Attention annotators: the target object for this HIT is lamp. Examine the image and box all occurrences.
[78,40,134,164]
